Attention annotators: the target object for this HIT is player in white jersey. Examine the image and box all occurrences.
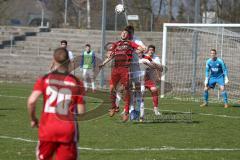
[128,36,146,121]
[49,40,74,72]
[144,45,163,116]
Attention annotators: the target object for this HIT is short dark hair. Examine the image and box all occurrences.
[148,45,155,51]
[210,48,217,53]
[85,44,91,47]
[60,40,67,45]
[54,48,69,66]
[124,25,134,35]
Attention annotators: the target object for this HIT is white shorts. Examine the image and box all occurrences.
[82,68,94,79]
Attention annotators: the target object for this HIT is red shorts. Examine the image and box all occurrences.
[110,67,129,87]
[36,141,78,160]
[109,79,113,85]
[145,80,157,89]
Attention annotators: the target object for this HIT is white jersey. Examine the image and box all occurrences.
[133,36,145,46]
[130,36,145,83]
[68,50,74,61]
[145,55,161,81]
[138,58,151,85]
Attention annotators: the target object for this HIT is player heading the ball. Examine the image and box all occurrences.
[99,28,145,122]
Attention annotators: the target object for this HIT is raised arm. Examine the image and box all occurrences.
[152,56,163,72]
[99,52,114,69]
[135,45,147,54]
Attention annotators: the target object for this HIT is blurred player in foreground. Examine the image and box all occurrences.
[125,25,146,116]
[99,28,145,122]
[27,47,85,160]
[200,49,229,108]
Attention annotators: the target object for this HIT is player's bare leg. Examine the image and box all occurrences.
[90,78,95,93]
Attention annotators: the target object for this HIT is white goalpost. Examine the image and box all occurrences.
[160,23,240,102]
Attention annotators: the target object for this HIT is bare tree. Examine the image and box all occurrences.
[167,0,174,22]
[215,0,240,22]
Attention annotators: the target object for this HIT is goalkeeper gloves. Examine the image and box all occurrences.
[225,76,229,84]
[204,77,208,86]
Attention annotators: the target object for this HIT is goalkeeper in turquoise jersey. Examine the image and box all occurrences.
[200,49,229,108]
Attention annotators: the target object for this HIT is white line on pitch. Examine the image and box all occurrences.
[197,113,240,119]
[0,135,37,143]
[0,94,28,99]
[1,135,240,151]
[79,147,240,151]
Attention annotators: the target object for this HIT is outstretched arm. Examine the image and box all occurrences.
[151,61,163,72]
[99,52,114,69]
[135,45,147,54]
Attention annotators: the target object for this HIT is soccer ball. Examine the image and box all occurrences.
[115,4,125,14]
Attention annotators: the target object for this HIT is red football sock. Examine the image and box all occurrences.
[124,90,130,113]
[152,91,158,107]
[110,90,117,109]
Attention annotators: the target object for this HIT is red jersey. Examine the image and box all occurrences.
[33,71,84,143]
[111,40,139,67]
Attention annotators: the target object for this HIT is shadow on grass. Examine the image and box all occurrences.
[231,104,240,108]
[132,120,200,124]
[0,108,16,111]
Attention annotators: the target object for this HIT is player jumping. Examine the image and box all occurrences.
[99,28,145,122]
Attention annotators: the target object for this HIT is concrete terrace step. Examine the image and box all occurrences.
[38,32,118,39]
[0,53,52,61]
[0,49,52,56]
[0,57,50,66]
[38,31,163,39]
[51,28,163,37]
[18,38,161,50]
[24,36,113,45]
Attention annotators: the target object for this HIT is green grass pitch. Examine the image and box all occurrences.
[0,82,240,160]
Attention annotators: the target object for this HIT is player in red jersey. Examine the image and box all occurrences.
[99,28,145,122]
[27,47,85,160]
